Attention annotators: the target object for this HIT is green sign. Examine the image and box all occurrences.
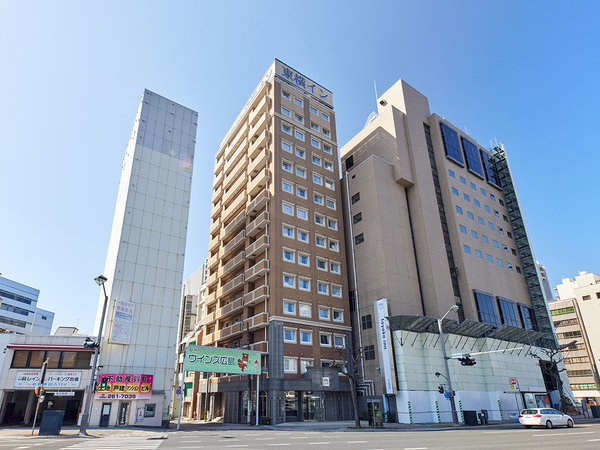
[185,345,261,375]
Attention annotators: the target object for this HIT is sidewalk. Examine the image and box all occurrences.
[0,425,168,439]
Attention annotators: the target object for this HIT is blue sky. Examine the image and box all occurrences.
[1,1,598,334]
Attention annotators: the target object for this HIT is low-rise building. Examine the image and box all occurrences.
[0,276,55,335]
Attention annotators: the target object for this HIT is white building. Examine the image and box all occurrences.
[91,89,197,427]
[0,276,54,335]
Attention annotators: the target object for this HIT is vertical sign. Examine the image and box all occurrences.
[375,298,394,395]
[110,299,135,344]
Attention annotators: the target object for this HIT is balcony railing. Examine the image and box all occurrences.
[209,217,221,235]
[249,110,267,138]
[217,296,244,318]
[207,253,219,270]
[246,189,270,214]
[244,285,269,307]
[211,200,221,219]
[214,156,224,175]
[219,321,243,340]
[224,155,247,191]
[248,340,268,353]
[222,174,247,207]
[222,191,246,224]
[205,272,218,289]
[245,259,270,283]
[222,210,246,240]
[249,95,268,126]
[247,168,268,196]
[222,229,245,257]
[211,185,223,203]
[208,235,220,252]
[246,211,269,238]
[247,312,269,330]
[219,273,245,298]
[203,311,216,325]
[245,234,269,258]
[224,137,247,174]
[248,148,269,177]
[201,332,215,345]
[220,251,245,278]
[213,170,223,187]
[205,291,217,307]
[248,128,268,160]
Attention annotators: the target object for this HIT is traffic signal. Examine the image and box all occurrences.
[438,385,445,394]
[99,377,109,390]
[83,338,99,350]
[459,356,476,366]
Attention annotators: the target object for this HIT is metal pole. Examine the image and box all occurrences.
[31,397,40,435]
[439,318,459,425]
[255,357,260,427]
[177,348,187,431]
[79,282,109,435]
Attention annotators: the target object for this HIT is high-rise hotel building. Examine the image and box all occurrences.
[92,90,197,427]
[201,60,352,424]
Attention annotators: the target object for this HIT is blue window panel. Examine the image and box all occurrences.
[498,297,521,327]
[497,258,503,267]
[440,122,464,165]
[475,291,500,327]
[480,150,501,187]
[474,199,480,207]
[467,212,474,220]
[482,235,489,243]
[486,254,493,262]
[478,217,484,225]
[484,205,491,213]
[456,205,463,215]
[489,221,494,230]
[448,169,456,178]
[475,249,483,258]
[452,187,459,196]
[461,137,485,178]
[471,230,478,239]
[480,187,486,196]
[519,305,538,331]
[470,182,476,191]
[464,244,471,254]
[460,176,466,184]
[459,225,467,234]
[464,193,470,202]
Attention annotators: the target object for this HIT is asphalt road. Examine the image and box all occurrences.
[2,424,600,449]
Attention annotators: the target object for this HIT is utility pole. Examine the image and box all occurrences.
[438,305,460,425]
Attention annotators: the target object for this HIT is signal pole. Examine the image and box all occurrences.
[438,305,460,425]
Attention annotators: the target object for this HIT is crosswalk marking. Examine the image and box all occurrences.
[65,436,162,449]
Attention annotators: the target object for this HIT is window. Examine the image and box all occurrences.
[330,261,341,274]
[320,333,332,346]
[329,239,339,251]
[282,141,292,153]
[321,112,329,121]
[332,309,344,322]
[311,138,321,148]
[315,213,325,226]
[474,199,480,207]
[296,186,307,199]
[298,277,310,291]
[11,350,91,369]
[492,240,499,248]
[364,345,375,360]
[460,176,466,184]
[461,137,485,178]
[478,217,485,225]
[317,281,329,295]
[464,244,471,254]
[467,212,474,220]
[312,155,322,166]
[471,230,478,239]
[299,303,311,318]
[475,249,483,258]
[316,235,326,248]
[283,273,296,288]
[516,266,522,274]
[456,205,463,215]
[323,128,331,137]
[498,227,504,235]
[298,252,309,266]
[490,194,496,201]
[294,97,303,106]
[503,214,508,222]
[144,404,156,418]
[295,147,305,159]
[324,160,334,171]
[354,234,364,245]
[282,202,294,216]
[484,205,491,213]
[281,106,291,117]
[313,173,323,185]
[470,182,477,190]
[295,113,304,124]
[282,123,292,134]
[489,221,494,230]
[448,169,456,178]
[284,357,297,373]
[459,225,467,234]
[480,187,486,196]
[318,307,330,320]
[494,210,500,217]
[362,314,372,330]
[311,122,319,131]
[334,335,345,348]
[497,258,503,267]
[317,257,328,271]
[300,359,313,374]
[313,192,324,205]
[310,106,318,115]
[297,230,308,243]
[282,180,293,193]
[327,217,338,230]
[464,193,470,202]
[502,244,508,252]
[295,166,306,178]
[499,199,505,206]
[353,212,362,224]
[283,224,294,238]
[331,284,342,297]
[282,90,291,100]
[511,248,517,256]
[295,130,305,141]
[486,254,493,262]
[325,178,335,190]
[482,235,489,243]
[283,300,296,315]
[282,160,293,173]
[519,305,538,331]
[283,248,295,262]
[475,291,500,327]
[507,262,513,270]
[297,207,308,220]
[300,330,312,344]
[452,187,459,196]
[284,328,296,343]
[497,297,521,327]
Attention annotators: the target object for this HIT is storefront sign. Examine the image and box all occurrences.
[109,299,135,344]
[323,376,330,387]
[185,345,260,375]
[15,371,81,388]
[54,391,75,397]
[375,298,394,395]
[94,373,153,400]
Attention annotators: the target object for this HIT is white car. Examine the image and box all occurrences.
[519,408,574,429]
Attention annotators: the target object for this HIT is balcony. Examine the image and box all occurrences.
[214,155,224,175]
[247,312,269,330]
[245,285,269,307]
[248,128,268,160]
[249,341,268,353]
[222,210,246,240]
[246,189,270,214]
[248,148,269,177]
[249,95,269,126]
[222,191,246,224]
[230,122,247,153]
[205,272,218,289]
[207,253,219,270]
[217,296,244,318]
[209,217,221,235]
[208,235,220,253]
[245,259,270,283]
[249,110,267,138]
[201,332,215,345]
[203,311,216,325]
[246,211,270,238]
[220,251,246,278]
[222,174,247,207]
[247,168,269,197]
[224,156,247,191]
[246,235,270,258]
[205,291,217,307]
[222,229,245,257]
[224,138,248,174]
[219,273,245,298]
[219,321,243,340]
[213,170,223,187]
[211,185,223,203]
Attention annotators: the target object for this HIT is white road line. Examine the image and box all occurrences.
[256,437,275,440]
[588,438,600,442]
[268,445,291,447]
[404,448,429,450]
[289,437,308,439]
[532,431,593,437]
[179,447,204,449]
[347,441,368,444]
[226,446,249,448]
[309,443,330,445]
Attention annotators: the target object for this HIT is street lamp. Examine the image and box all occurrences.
[78,275,109,436]
[438,304,459,425]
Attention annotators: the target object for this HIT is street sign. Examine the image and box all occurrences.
[176,386,182,398]
[509,377,519,390]
[451,353,468,359]
[53,391,75,397]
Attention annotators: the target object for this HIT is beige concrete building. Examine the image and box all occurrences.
[552,271,600,404]
[340,79,557,421]
[196,60,353,424]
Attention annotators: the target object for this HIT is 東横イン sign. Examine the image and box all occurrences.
[185,345,260,375]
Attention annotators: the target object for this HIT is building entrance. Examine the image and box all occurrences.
[118,402,129,425]
[303,392,324,421]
